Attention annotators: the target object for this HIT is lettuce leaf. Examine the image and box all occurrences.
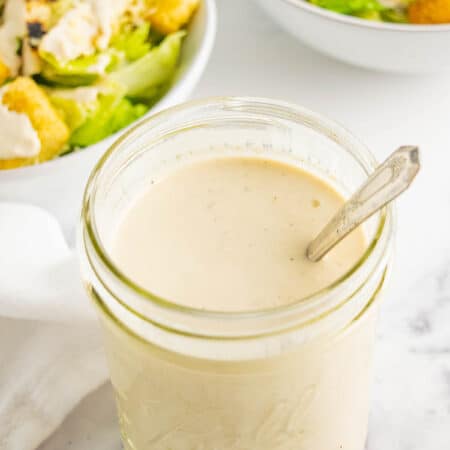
[69,93,148,147]
[380,8,408,22]
[309,0,408,21]
[309,0,384,14]
[110,31,185,99]
[50,95,91,131]
[40,50,120,86]
[38,25,183,146]
[49,80,148,147]
[48,85,103,130]
[108,98,148,132]
[49,0,75,26]
[111,23,152,62]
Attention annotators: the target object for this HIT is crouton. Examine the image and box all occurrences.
[146,0,199,34]
[1,77,69,167]
[0,156,37,170]
[408,0,450,23]
[0,59,10,85]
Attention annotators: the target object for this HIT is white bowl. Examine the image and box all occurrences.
[256,0,450,74]
[0,0,216,236]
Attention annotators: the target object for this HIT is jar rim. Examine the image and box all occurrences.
[81,96,394,328]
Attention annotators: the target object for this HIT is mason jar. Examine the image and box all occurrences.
[79,97,394,450]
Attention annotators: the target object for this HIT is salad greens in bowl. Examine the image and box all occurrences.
[257,0,450,73]
[0,0,216,234]
[0,0,203,170]
[307,0,450,24]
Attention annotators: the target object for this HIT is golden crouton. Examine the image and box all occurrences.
[0,77,69,169]
[0,156,38,170]
[408,0,450,23]
[0,59,10,86]
[146,0,199,34]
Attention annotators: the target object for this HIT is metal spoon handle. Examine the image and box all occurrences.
[307,146,420,262]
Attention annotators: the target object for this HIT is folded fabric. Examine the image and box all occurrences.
[0,203,108,450]
[0,203,94,322]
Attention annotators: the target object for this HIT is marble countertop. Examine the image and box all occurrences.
[40,1,450,449]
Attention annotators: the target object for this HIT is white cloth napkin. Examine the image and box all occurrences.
[0,203,108,450]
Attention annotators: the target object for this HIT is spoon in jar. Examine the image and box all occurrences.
[307,146,420,262]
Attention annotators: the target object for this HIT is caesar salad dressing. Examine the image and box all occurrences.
[88,0,131,49]
[40,3,99,63]
[40,0,131,63]
[0,103,40,159]
[51,86,101,103]
[112,157,366,311]
[105,157,374,450]
[0,84,40,160]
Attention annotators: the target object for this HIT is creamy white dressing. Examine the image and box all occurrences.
[0,102,40,160]
[113,157,366,311]
[88,0,131,50]
[86,53,111,74]
[39,3,98,63]
[0,0,26,76]
[51,85,100,103]
[106,156,375,450]
[22,41,42,76]
[126,0,147,25]
[378,0,407,7]
[39,0,132,64]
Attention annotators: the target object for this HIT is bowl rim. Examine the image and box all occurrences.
[0,0,217,179]
[280,0,450,31]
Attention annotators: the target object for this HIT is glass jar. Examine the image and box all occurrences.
[79,97,394,450]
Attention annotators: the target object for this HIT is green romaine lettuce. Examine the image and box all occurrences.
[380,8,408,22]
[38,23,184,147]
[69,92,148,147]
[309,0,384,15]
[48,84,104,130]
[108,98,148,133]
[111,23,152,62]
[309,0,408,21]
[50,95,91,131]
[110,31,185,99]
[40,50,121,86]
[49,0,75,26]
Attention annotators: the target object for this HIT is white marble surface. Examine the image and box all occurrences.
[40,0,450,449]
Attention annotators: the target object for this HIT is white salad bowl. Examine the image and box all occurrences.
[256,0,450,74]
[0,0,216,236]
